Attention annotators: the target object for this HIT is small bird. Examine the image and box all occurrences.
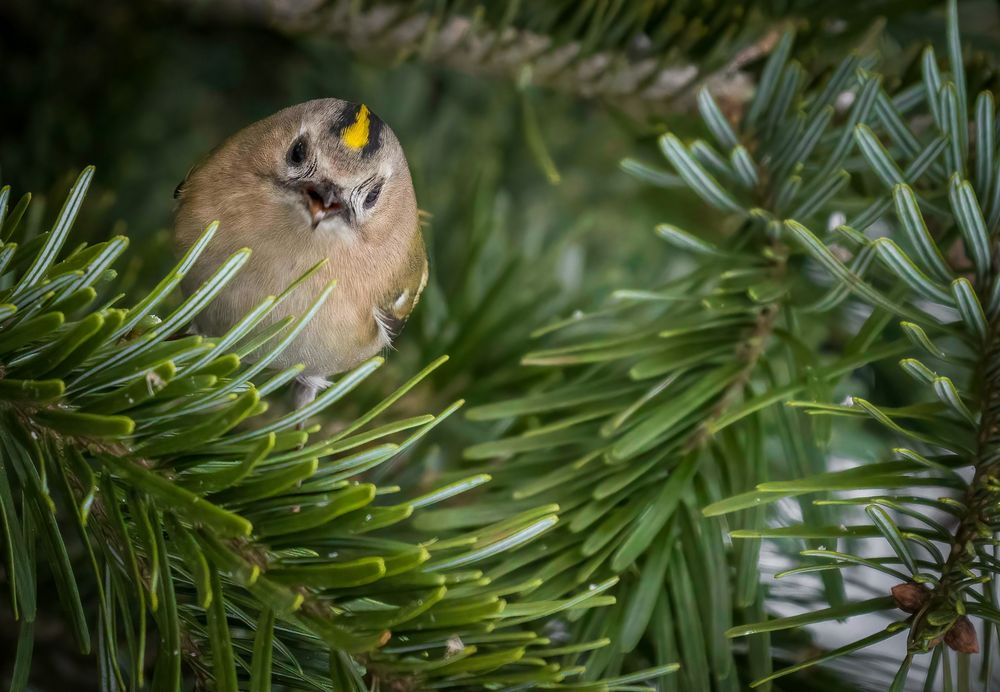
[173,98,428,408]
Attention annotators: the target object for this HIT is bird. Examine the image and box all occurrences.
[172,98,428,410]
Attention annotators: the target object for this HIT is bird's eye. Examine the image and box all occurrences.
[287,137,308,166]
[364,182,383,210]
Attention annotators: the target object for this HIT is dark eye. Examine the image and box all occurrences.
[364,182,383,210]
[287,137,307,166]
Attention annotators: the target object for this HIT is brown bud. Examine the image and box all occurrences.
[944,616,979,654]
[891,582,931,613]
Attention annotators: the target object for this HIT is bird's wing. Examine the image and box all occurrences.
[374,257,429,343]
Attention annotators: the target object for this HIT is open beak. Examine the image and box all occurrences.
[300,180,345,227]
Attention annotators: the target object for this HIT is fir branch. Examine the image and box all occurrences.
[0,170,627,690]
[166,0,775,117]
[688,284,783,452]
[695,2,1000,685]
[909,297,1000,655]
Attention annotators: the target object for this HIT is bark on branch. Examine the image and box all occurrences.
[165,0,763,118]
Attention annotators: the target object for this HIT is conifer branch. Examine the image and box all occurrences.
[909,289,1000,655]
[168,0,764,117]
[688,270,785,452]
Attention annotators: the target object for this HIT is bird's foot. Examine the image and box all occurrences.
[291,375,332,432]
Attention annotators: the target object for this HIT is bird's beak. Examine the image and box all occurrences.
[299,180,346,228]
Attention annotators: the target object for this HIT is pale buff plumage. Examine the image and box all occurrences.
[173,98,427,405]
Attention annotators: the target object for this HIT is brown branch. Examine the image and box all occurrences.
[685,235,787,453]
[682,303,781,454]
[163,0,759,118]
[907,319,1000,654]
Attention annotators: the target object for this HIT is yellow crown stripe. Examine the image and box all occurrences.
[341,104,371,150]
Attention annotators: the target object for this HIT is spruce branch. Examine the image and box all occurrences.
[417,1,1000,688]
[908,278,1000,656]
[0,168,638,689]
[447,30,880,685]
[687,268,785,453]
[166,0,760,116]
[692,1,1000,686]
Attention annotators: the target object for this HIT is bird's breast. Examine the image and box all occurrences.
[188,234,395,377]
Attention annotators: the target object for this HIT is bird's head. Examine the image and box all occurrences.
[278,101,415,240]
[173,99,428,375]
[174,98,419,249]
